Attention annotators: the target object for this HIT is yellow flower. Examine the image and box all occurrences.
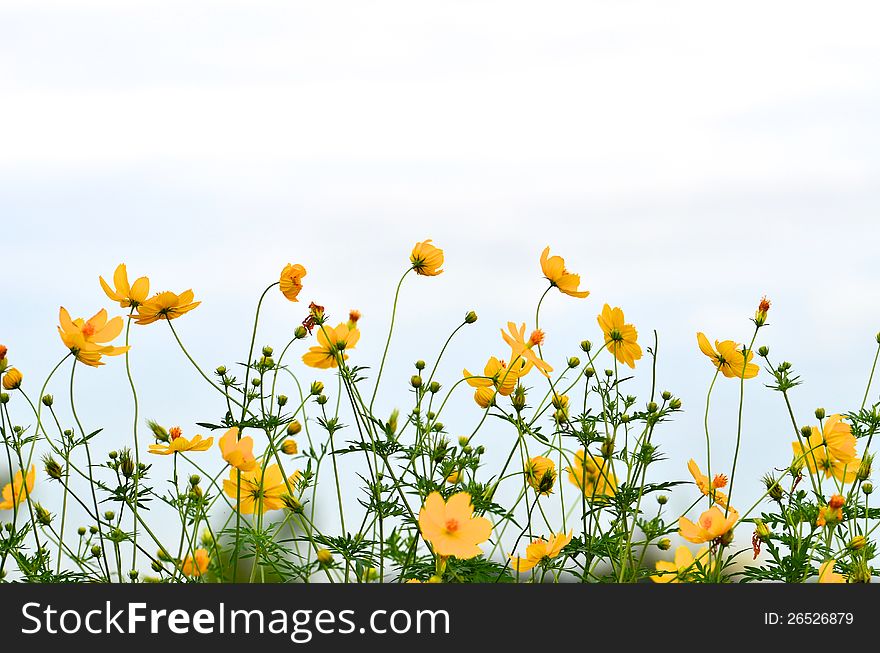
[0,466,35,510]
[302,322,360,369]
[696,332,759,379]
[525,456,557,495]
[445,470,461,484]
[651,546,709,583]
[463,356,530,396]
[540,247,589,298]
[510,531,572,573]
[218,427,257,472]
[567,449,617,500]
[687,459,729,508]
[181,548,210,577]
[818,559,845,584]
[792,415,859,484]
[279,263,307,302]
[597,304,642,369]
[418,491,492,559]
[223,464,299,514]
[410,239,444,276]
[57,307,129,367]
[501,322,553,377]
[134,290,200,325]
[148,433,214,456]
[99,263,150,308]
[679,506,739,544]
[473,386,496,408]
[2,367,23,390]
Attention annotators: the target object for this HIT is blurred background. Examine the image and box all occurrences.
[2,1,879,576]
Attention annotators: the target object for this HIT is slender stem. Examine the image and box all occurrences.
[369,268,411,412]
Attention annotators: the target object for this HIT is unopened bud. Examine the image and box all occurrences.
[316,549,333,565]
[415,360,426,371]
[464,311,478,324]
[567,357,580,369]
[41,394,53,407]
[310,381,324,396]
[657,538,671,551]
[410,375,423,388]
[281,439,298,455]
[848,535,867,551]
[277,394,288,407]
[814,407,825,420]
[294,326,308,339]
[287,420,302,435]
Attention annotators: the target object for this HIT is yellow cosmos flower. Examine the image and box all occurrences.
[792,415,859,483]
[501,322,553,377]
[473,386,495,408]
[2,367,23,390]
[181,548,210,577]
[567,449,617,500]
[696,332,759,379]
[134,290,201,325]
[410,239,444,276]
[687,459,729,508]
[445,470,461,484]
[818,559,845,584]
[58,307,129,367]
[525,456,557,495]
[99,263,150,308]
[418,491,492,559]
[510,531,573,573]
[597,304,642,369]
[302,322,360,369]
[463,356,530,396]
[540,246,589,298]
[148,433,214,456]
[0,466,36,510]
[223,464,299,514]
[651,546,709,583]
[218,427,257,472]
[279,263,307,302]
[679,506,739,544]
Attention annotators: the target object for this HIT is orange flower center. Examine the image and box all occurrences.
[169,427,182,441]
[829,494,845,509]
[529,330,545,347]
[81,323,96,337]
[444,518,460,534]
[712,474,728,489]
[700,515,714,529]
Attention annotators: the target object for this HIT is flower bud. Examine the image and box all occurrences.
[428,575,443,584]
[584,367,595,378]
[215,365,227,375]
[151,561,163,572]
[580,340,592,353]
[757,345,769,357]
[310,381,324,395]
[77,527,87,536]
[657,495,668,505]
[294,326,308,339]
[755,520,771,540]
[415,360,426,371]
[91,545,103,558]
[657,538,671,551]
[316,549,333,565]
[800,425,813,438]
[251,377,261,387]
[35,504,52,526]
[90,525,99,535]
[601,436,615,459]
[848,535,867,551]
[661,390,672,401]
[410,375,423,388]
[108,450,118,459]
[104,510,115,521]
[2,367,23,390]
[863,482,874,495]
[287,420,302,435]
[281,439,298,455]
[128,570,139,581]
[147,419,170,443]
[316,394,328,405]
[719,529,735,547]
[464,311,478,324]
[647,401,658,413]
[43,455,63,481]
[41,394,54,407]
[567,357,580,369]
[814,407,825,420]
[0,393,8,404]
[276,394,288,407]
[281,494,303,513]
[429,381,441,394]
[262,345,274,357]
[857,454,873,482]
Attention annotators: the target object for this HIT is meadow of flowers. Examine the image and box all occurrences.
[1,240,879,584]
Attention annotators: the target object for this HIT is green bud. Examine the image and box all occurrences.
[251,377,261,387]
[415,360,426,371]
[189,475,201,487]
[719,529,735,547]
[77,527,87,536]
[584,367,595,378]
[863,482,874,495]
[661,391,672,401]
[262,345,274,357]
[91,545,102,558]
[43,455,63,481]
[128,570,139,581]
[316,394,328,405]
[0,393,8,404]
[429,381,441,394]
[215,365,227,375]
[310,381,324,396]
[151,560,163,572]
[848,535,867,551]
[35,504,52,526]
[657,495,668,505]
[647,401,658,413]
[410,375,423,388]
[657,538,671,551]
[147,419,169,443]
[757,345,769,357]
[108,450,118,460]
[815,407,825,420]
[567,357,580,369]
[670,398,682,410]
[277,394,288,407]
[601,436,615,458]
[800,425,813,438]
[580,340,592,353]
[294,326,308,339]
[104,511,115,521]
[458,436,469,447]
[464,311,478,324]
[41,394,54,407]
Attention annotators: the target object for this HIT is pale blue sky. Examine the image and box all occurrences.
[2,1,879,564]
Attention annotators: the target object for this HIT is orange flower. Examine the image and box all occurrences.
[279,263,307,302]
[818,559,845,584]
[525,456,557,495]
[463,356,530,396]
[651,546,709,583]
[679,506,739,544]
[223,464,299,514]
[509,531,572,573]
[181,549,210,577]
[57,307,129,367]
[687,459,729,508]
[218,427,257,472]
[134,290,200,325]
[567,450,616,500]
[696,333,759,379]
[597,305,642,369]
[540,247,589,298]
[302,322,360,369]
[501,322,553,377]
[418,492,492,559]
[410,240,444,276]
[792,415,859,484]
[0,466,36,510]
